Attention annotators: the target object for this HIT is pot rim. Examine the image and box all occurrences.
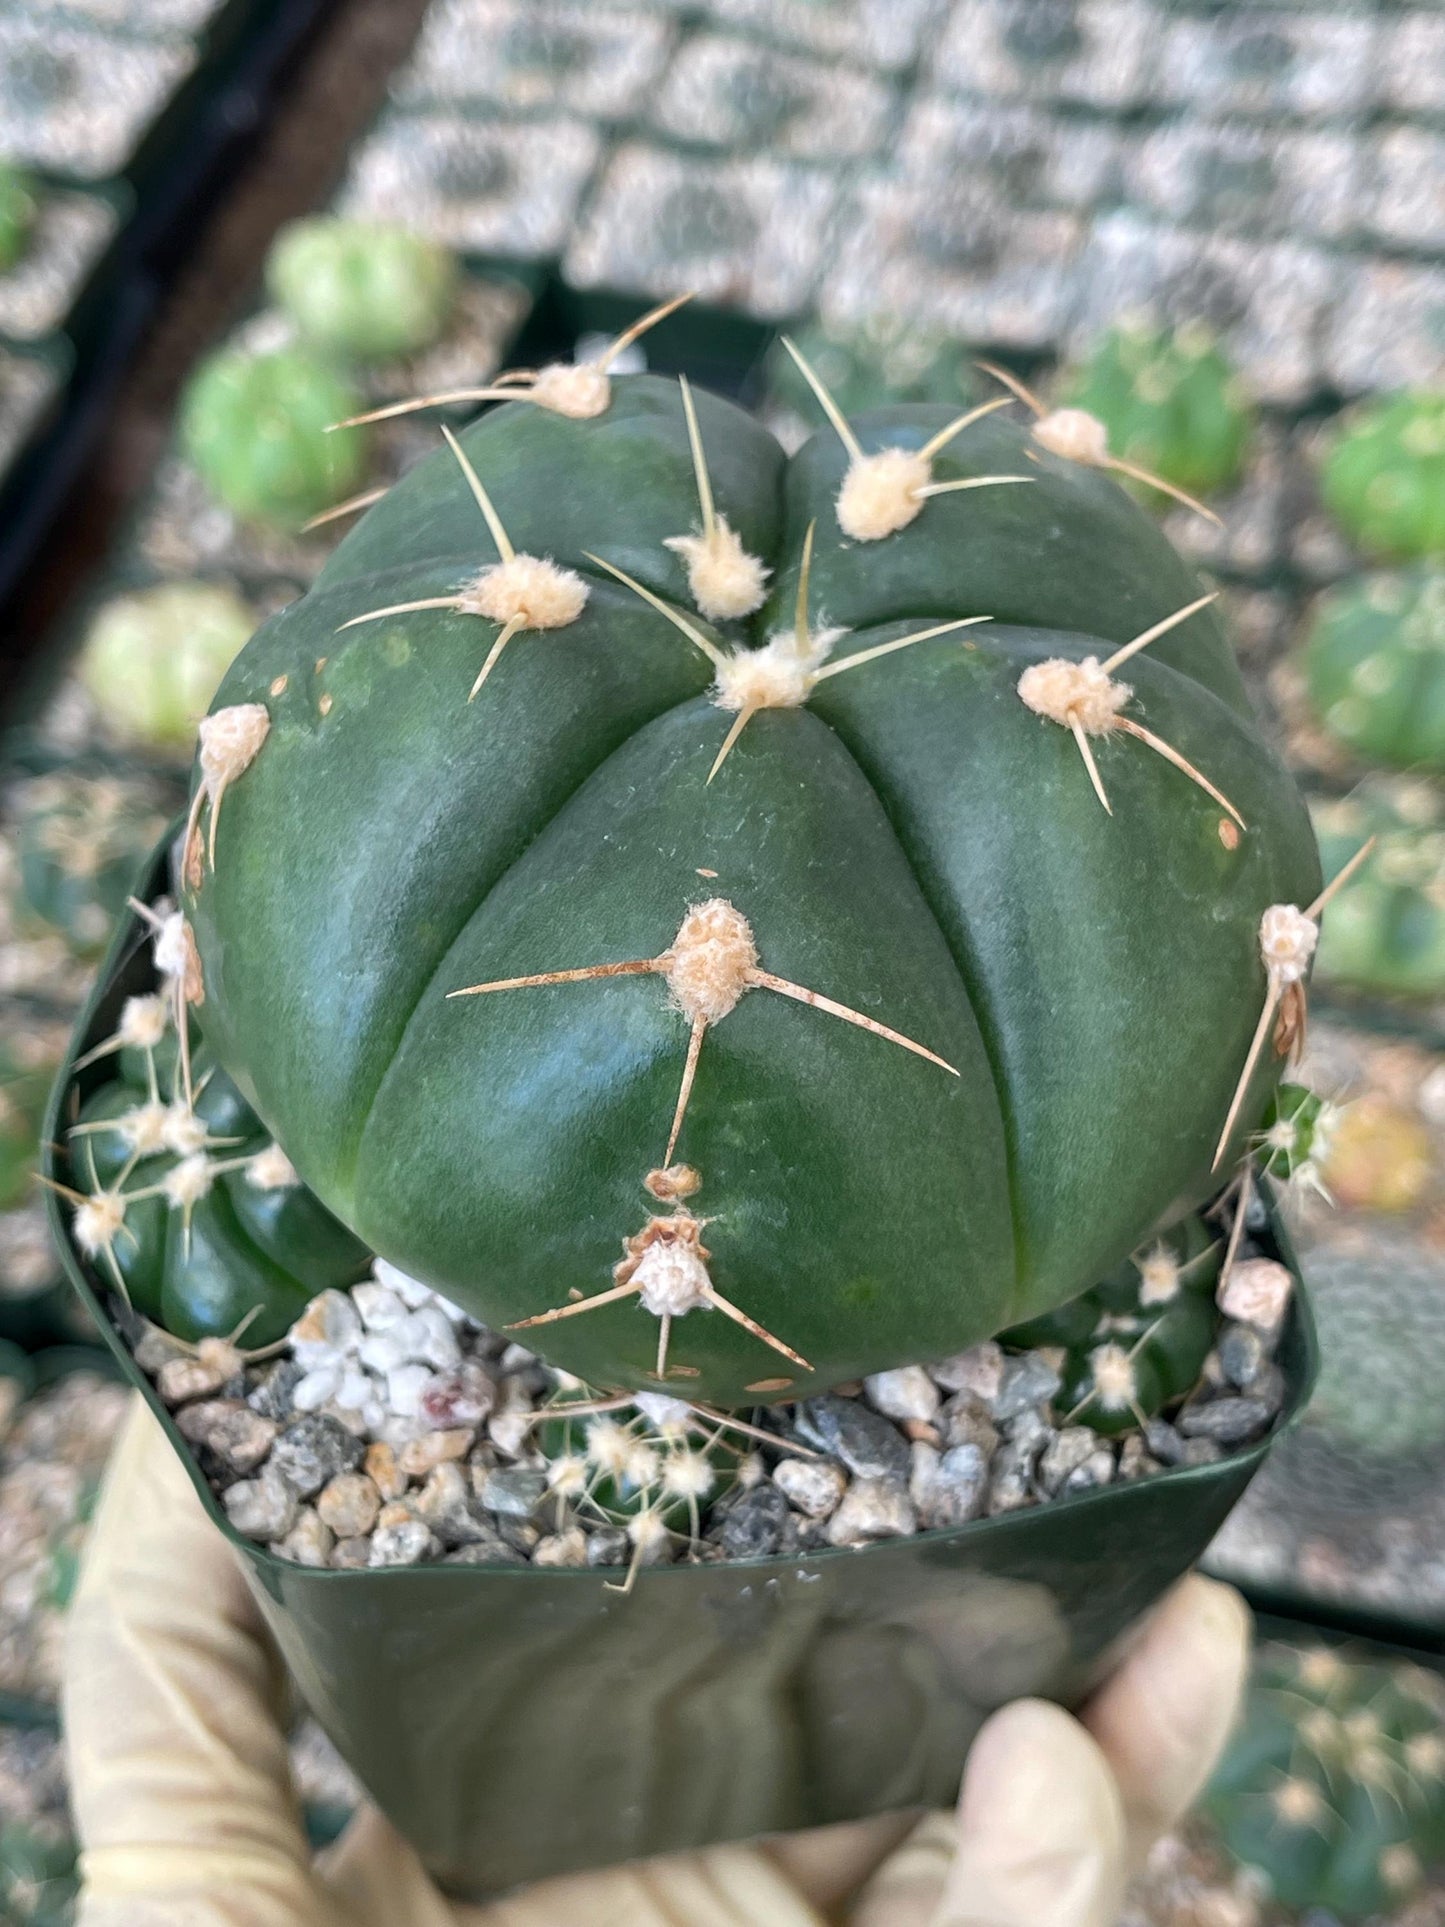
[42,831,1320,1587]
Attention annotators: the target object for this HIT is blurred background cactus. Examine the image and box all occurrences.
[1310,784,1445,1002]
[76,583,257,761]
[1062,320,1254,502]
[0,164,37,274]
[763,314,979,423]
[14,772,173,958]
[266,218,459,363]
[179,346,368,530]
[1304,571,1445,772]
[1323,393,1445,561]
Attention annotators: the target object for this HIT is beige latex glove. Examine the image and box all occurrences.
[65,1397,1249,1927]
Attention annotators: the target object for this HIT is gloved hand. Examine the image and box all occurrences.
[64,1397,1250,1927]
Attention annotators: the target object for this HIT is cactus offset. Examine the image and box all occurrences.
[1000,1214,1220,1435]
[181,346,368,529]
[1323,390,1445,560]
[1254,1081,1336,1199]
[1207,1642,1445,1917]
[180,333,1318,1407]
[266,217,458,362]
[1304,568,1445,771]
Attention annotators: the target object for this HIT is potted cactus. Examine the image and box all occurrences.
[48,318,1328,1895]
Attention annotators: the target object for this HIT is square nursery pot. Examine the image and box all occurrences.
[44,842,1319,1902]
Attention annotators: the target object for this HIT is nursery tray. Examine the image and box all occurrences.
[41,834,1320,1900]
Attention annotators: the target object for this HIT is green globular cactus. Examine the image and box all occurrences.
[0,164,37,273]
[266,218,459,363]
[1000,1215,1220,1435]
[176,341,1318,1408]
[78,582,258,760]
[180,346,368,530]
[1311,782,1445,999]
[68,1001,368,1345]
[1304,569,1445,771]
[1323,391,1445,560]
[1254,1081,1335,1194]
[1207,1642,1445,1917]
[1063,320,1253,502]
[765,316,979,421]
[16,771,174,955]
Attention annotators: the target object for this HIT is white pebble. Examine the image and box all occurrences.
[373,1260,436,1310]
[352,1282,406,1331]
[864,1366,940,1424]
[292,1365,342,1414]
[930,1342,1005,1402]
[774,1456,847,1519]
[369,1517,441,1566]
[386,1363,433,1418]
[826,1476,917,1546]
[289,1290,361,1369]
[1218,1259,1293,1337]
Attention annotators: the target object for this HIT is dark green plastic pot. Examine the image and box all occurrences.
[43,849,1318,1901]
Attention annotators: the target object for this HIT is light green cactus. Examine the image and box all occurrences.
[1303,569,1445,771]
[1062,319,1253,502]
[1310,781,1445,1000]
[266,218,458,363]
[1253,1081,1336,1196]
[1323,391,1445,560]
[78,581,258,760]
[1207,1641,1445,1918]
[180,346,369,529]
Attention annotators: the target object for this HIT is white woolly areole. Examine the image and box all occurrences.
[1018,656,1131,735]
[1088,1342,1139,1412]
[712,625,843,714]
[1137,1245,1181,1307]
[623,1440,660,1488]
[458,554,588,630]
[119,1102,169,1157]
[627,1507,670,1550]
[633,1391,691,1430]
[1271,1778,1326,1828]
[199,703,270,800]
[154,915,204,1005]
[632,1239,713,1318]
[248,1143,299,1190]
[1259,903,1319,984]
[662,1448,715,1500]
[118,994,168,1050]
[662,899,758,1024]
[162,1105,207,1157]
[546,1453,588,1495]
[664,518,770,621]
[530,362,611,419]
[1034,408,1110,467]
[75,1192,125,1254]
[836,447,931,541]
[585,1417,633,1479]
[163,1154,215,1209]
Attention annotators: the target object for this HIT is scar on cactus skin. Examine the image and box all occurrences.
[330,291,695,432]
[590,523,989,781]
[975,360,1223,529]
[1017,593,1244,822]
[1212,838,1378,1171]
[448,895,958,1168]
[182,701,270,885]
[337,427,587,699]
[782,336,1031,541]
[664,376,770,621]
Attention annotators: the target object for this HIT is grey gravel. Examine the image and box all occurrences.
[269,1416,366,1497]
[929,1342,1005,1401]
[174,1400,277,1476]
[826,1475,916,1546]
[1178,1397,1274,1447]
[992,1353,1063,1423]
[709,1480,799,1559]
[247,1358,304,1422]
[1144,1419,1190,1467]
[476,1467,548,1520]
[911,1440,989,1528]
[369,1516,442,1567]
[586,1527,630,1569]
[223,1468,297,1542]
[939,1392,1000,1457]
[1038,1427,1101,1497]
[772,1455,846,1519]
[1217,1323,1267,1391]
[794,1394,911,1482]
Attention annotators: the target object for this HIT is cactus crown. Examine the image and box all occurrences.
[151,306,1322,1409]
[1208,1642,1445,1919]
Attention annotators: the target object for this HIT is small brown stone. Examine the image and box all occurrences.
[364,1440,407,1501]
[316,1472,381,1539]
[330,1536,372,1569]
[156,1356,227,1407]
[398,1428,474,1477]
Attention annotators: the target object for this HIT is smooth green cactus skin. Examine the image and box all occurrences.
[1064,321,1252,499]
[1304,569,1445,770]
[79,582,257,759]
[1000,1215,1219,1435]
[180,347,368,529]
[1255,1081,1333,1188]
[266,218,458,362]
[0,163,37,272]
[76,1045,369,1345]
[1207,1642,1445,1917]
[16,771,174,955]
[184,375,1318,1406]
[1323,392,1445,560]
[765,316,978,419]
[1311,782,1445,999]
